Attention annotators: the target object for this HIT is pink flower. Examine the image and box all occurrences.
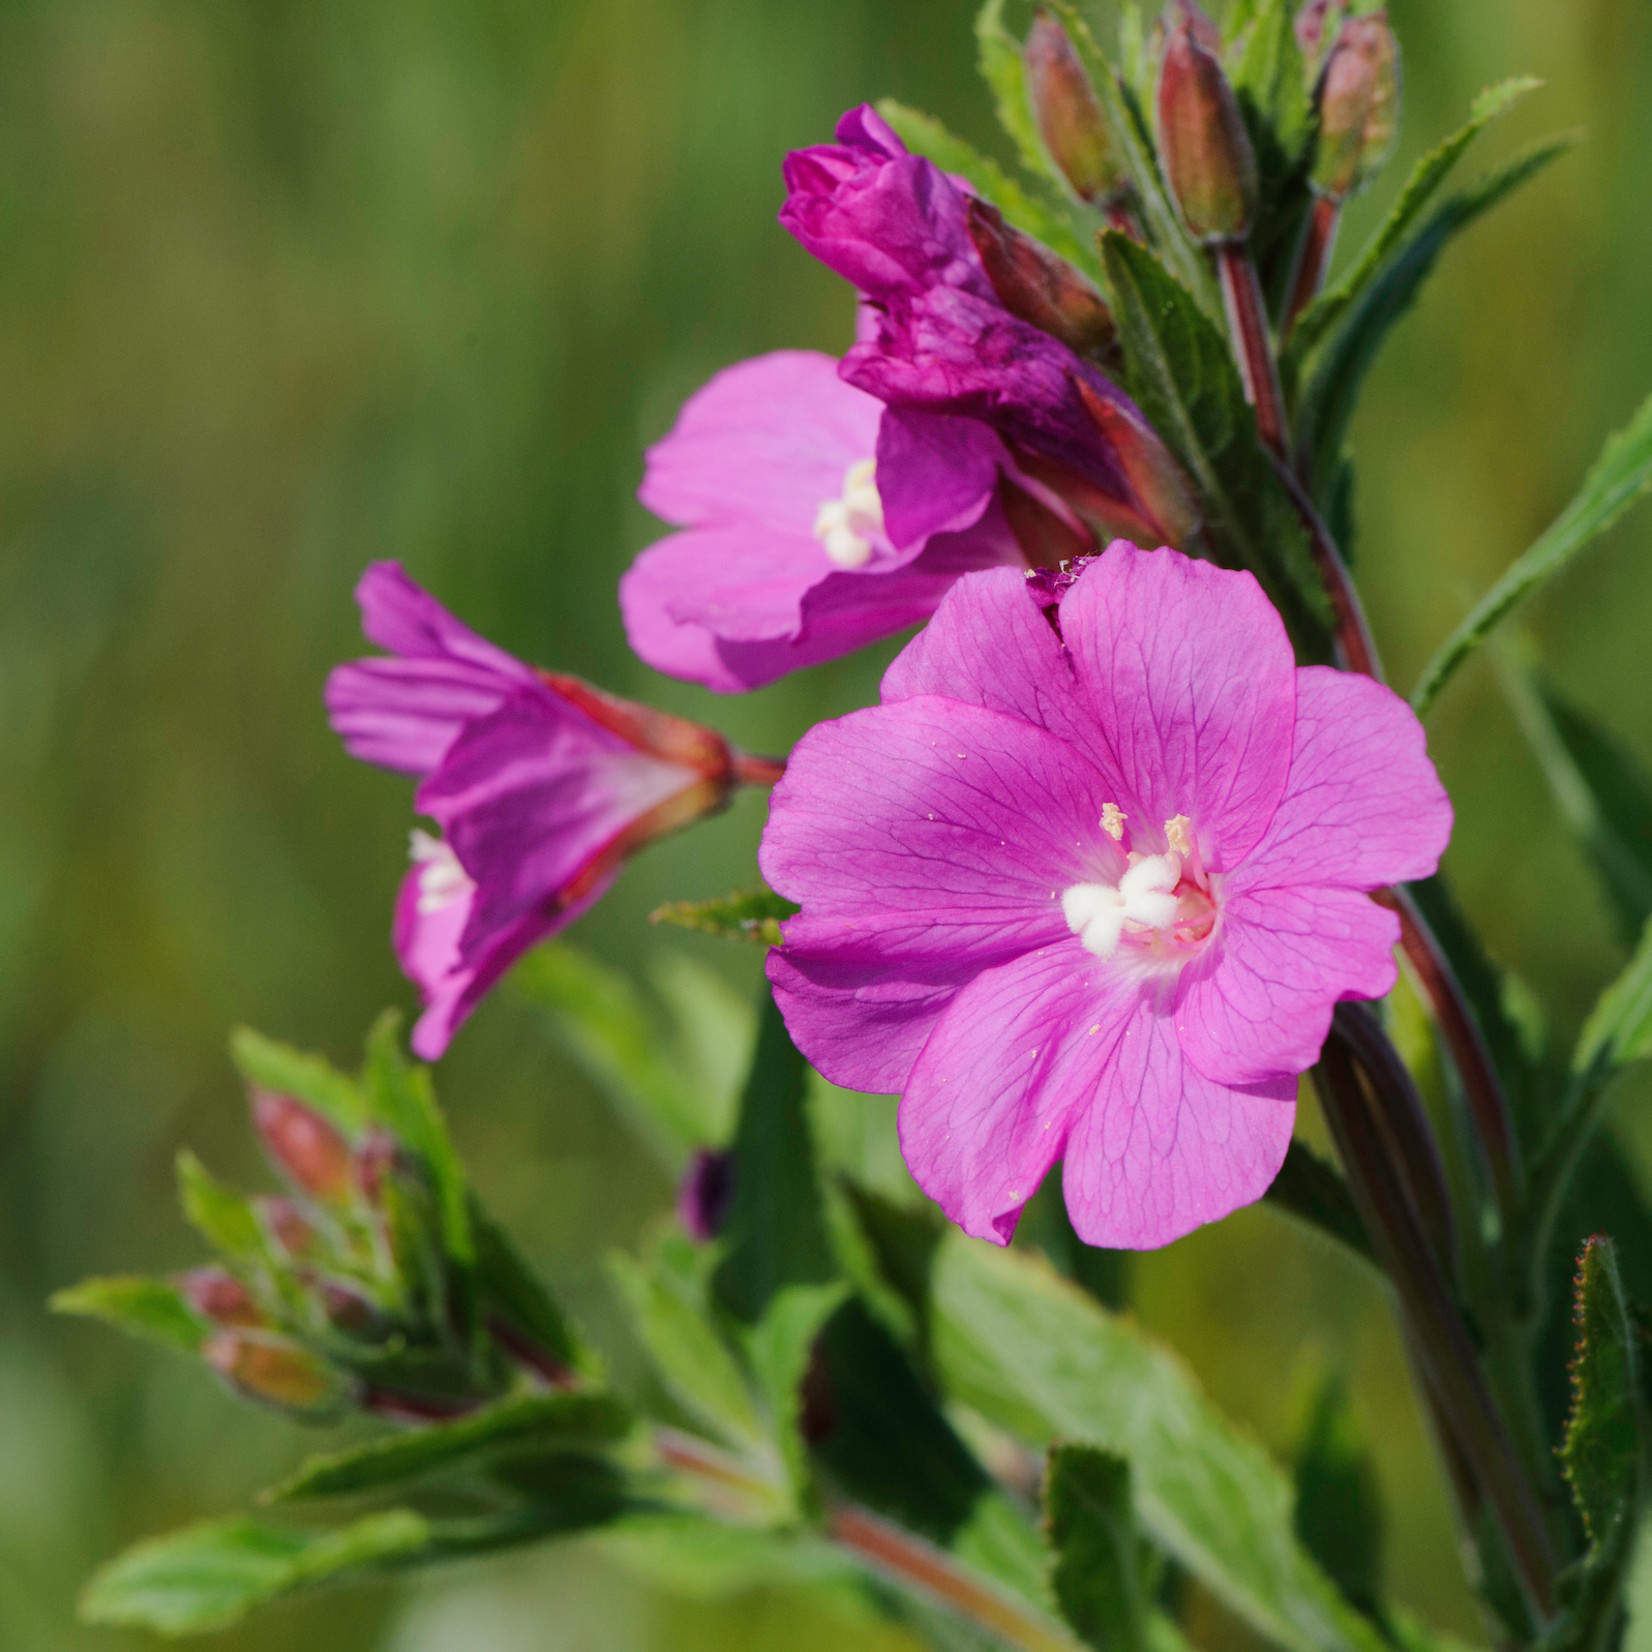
[759,544,1451,1249]
[328,563,775,1058]
[620,350,1023,692]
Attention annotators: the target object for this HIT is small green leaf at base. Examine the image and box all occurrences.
[650,888,799,947]
[1045,1446,1145,1652]
[51,1276,207,1355]
[1562,1236,1643,1544]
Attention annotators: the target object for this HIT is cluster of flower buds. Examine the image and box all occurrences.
[60,1023,583,1423]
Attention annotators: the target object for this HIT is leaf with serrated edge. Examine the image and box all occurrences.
[1289,78,1543,364]
[52,1276,207,1354]
[977,0,1052,184]
[1413,388,1652,716]
[932,1237,1388,1652]
[176,1150,268,1266]
[1561,1237,1642,1544]
[231,1026,366,1133]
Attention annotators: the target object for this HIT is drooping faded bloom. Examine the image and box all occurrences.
[781,106,1200,553]
[760,544,1451,1249]
[620,350,1023,692]
[327,562,779,1057]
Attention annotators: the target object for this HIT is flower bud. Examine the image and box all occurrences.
[1157,6,1259,242]
[1294,0,1346,72]
[1024,12,1129,210]
[677,1149,736,1243]
[251,1089,355,1203]
[203,1331,343,1415]
[1312,13,1401,202]
[177,1267,265,1329]
[965,198,1116,361]
[256,1195,319,1259]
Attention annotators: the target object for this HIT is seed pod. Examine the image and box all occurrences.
[1312,13,1401,202]
[1157,5,1258,242]
[966,198,1117,361]
[1024,12,1129,210]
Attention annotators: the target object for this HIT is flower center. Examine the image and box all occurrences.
[410,829,474,915]
[1062,811,1217,964]
[813,458,884,569]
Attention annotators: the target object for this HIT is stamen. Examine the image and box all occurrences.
[813,458,884,569]
[1101,802,1126,841]
[1165,815,1193,857]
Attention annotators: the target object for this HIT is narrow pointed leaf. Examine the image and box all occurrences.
[474,1211,587,1377]
[1046,1446,1146,1652]
[51,1276,207,1354]
[742,1280,850,1489]
[1575,919,1652,1079]
[1292,1377,1385,1623]
[649,887,799,948]
[932,1236,1388,1652]
[1413,389,1652,716]
[977,0,1053,184]
[1300,135,1578,500]
[176,1150,269,1267]
[1289,78,1543,363]
[1561,1236,1642,1543]
[230,1026,366,1134]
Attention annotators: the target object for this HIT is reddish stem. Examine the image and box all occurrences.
[1283,193,1342,338]
[1269,454,1381,677]
[1216,243,1289,459]
[732,751,787,788]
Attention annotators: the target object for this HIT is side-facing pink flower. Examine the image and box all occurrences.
[620,350,1023,692]
[760,544,1451,1249]
[328,562,779,1058]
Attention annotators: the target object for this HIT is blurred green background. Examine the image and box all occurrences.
[1,0,1649,1646]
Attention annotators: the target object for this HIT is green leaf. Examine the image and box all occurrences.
[1413,389,1652,716]
[176,1150,269,1268]
[598,1511,861,1599]
[932,1236,1388,1652]
[1261,1140,1376,1267]
[1292,1376,1385,1623]
[610,1250,770,1461]
[362,1013,472,1263]
[742,1280,850,1490]
[1575,919,1652,1079]
[712,994,837,1324]
[876,100,1094,273]
[230,1026,365,1133]
[1289,78,1544,363]
[51,1275,207,1354]
[1299,135,1578,501]
[1562,1236,1643,1544]
[976,0,1049,184]
[267,1391,632,1501]
[650,887,798,948]
[1045,1446,1146,1652]
[1100,232,1332,648]
[80,1511,432,1635]
[1233,0,1311,166]
[473,1211,588,1379]
[1500,661,1652,946]
[648,952,753,1132]
[513,943,720,1166]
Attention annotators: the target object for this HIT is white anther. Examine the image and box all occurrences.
[1062,853,1182,960]
[1101,803,1126,842]
[409,828,474,915]
[1165,814,1193,857]
[813,457,884,569]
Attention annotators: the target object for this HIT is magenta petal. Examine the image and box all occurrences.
[639,351,881,534]
[898,941,1139,1245]
[625,525,827,643]
[881,565,1099,752]
[326,656,525,776]
[1062,1006,1296,1249]
[1230,666,1453,895]
[875,410,1006,547]
[1178,887,1401,1087]
[353,562,533,682]
[760,696,1111,971]
[1059,544,1296,869]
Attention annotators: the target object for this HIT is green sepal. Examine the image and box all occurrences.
[649,887,799,948]
[1045,1445,1147,1652]
[265,1390,632,1502]
[51,1275,208,1354]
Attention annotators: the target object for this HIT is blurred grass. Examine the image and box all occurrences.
[0,0,1648,1646]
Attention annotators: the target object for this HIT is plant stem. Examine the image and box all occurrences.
[1268,455,1381,676]
[1282,193,1341,339]
[1216,243,1289,459]
[732,751,788,787]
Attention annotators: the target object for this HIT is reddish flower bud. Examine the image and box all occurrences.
[1024,12,1129,210]
[251,1089,355,1202]
[319,1280,382,1335]
[677,1149,736,1244]
[1157,6,1258,242]
[1312,13,1401,202]
[1294,0,1346,72]
[352,1125,403,1207]
[203,1331,342,1415]
[256,1195,318,1258]
[965,198,1117,362]
[1173,0,1222,52]
[177,1267,265,1329]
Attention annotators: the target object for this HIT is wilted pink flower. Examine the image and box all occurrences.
[328,563,779,1057]
[620,351,1023,692]
[760,544,1450,1249]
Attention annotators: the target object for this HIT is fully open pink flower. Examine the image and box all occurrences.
[620,350,1022,692]
[760,544,1451,1249]
[328,563,764,1058]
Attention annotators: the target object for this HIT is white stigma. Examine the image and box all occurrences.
[410,829,474,915]
[1063,853,1181,960]
[813,458,883,569]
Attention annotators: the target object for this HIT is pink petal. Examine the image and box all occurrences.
[1177,887,1401,1087]
[326,656,521,776]
[623,525,828,643]
[1059,544,1296,870]
[638,351,881,534]
[897,941,1141,1244]
[760,696,1114,972]
[1062,1005,1296,1249]
[1229,666,1453,895]
[881,565,1099,752]
[875,409,1006,547]
[353,562,533,681]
